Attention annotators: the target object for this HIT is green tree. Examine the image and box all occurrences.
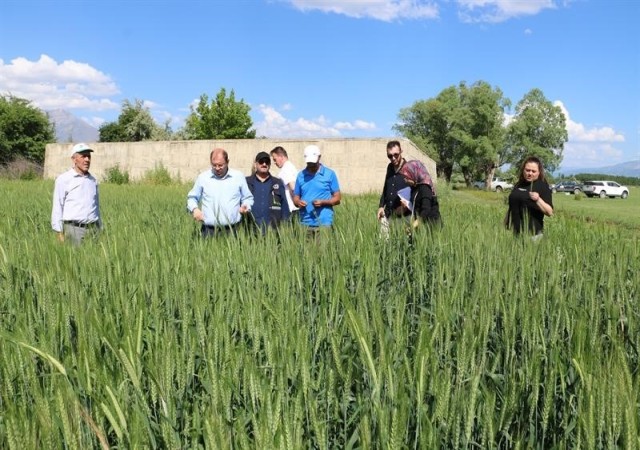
[506,88,568,173]
[183,88,255,139]
[394,86,461,180]
[394,81,509,184]
[99,99,170,142]
[0,95,55,164]
[454,81,510,187]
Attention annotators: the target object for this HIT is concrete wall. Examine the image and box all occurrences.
[44,138,436,195]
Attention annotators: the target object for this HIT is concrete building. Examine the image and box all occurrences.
[44,138,436,195]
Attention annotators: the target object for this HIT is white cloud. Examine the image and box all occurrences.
[142,100,159,109]
[156,109,186,129]
[554,101,627,168]
[282,0,568,23]
[284,0,439,21]
[555,101,624,143]
[561,142,625,169]
[456,0,559,23]
[335,119,377,130]
[253,104,377,138]
[84,116,107,128]
[0,54,120,111]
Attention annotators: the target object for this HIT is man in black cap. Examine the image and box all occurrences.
[245,151,290,234]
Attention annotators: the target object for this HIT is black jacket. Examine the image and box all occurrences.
[379,161,410,218]
[245,174,291,233]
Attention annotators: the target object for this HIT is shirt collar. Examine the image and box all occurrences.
[210,168,232,180]
[70,167,91,177]
[254,172,271,182]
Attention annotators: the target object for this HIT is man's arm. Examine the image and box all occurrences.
[313,191,341,208]
[51,177,65,233]
[278,181,290,219]
[286,180,296,203]
[292,174,306,208]
[95,182,103,230]
[238,177,254,214]
[328,191,341,206]
[187,176,204,221]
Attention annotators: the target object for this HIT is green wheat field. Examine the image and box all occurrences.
[0,180,638,449]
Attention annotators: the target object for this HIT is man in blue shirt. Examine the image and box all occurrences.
[187,148,254,237]
[293,145,341,231]
[245,151,290,235]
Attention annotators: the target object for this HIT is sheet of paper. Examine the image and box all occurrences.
[397,187,413,212]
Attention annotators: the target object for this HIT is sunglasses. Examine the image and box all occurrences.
[387,153,401,160]
[257,159,270,165]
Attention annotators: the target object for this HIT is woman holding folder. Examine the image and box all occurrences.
[398,160,442,229]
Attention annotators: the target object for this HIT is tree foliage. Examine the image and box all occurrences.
[572,173,640,186]
[394,81,509,184]
[395,83,567,183]
[394,87,459,180]
[183,88,255,140]
[452,81,510,186]
[99,99,170,142]
[0,95,55,164]
[506,88,568,173]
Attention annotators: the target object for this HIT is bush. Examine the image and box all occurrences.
[141,163,176,185]
[0,157,43,180]
[103,164,130,185]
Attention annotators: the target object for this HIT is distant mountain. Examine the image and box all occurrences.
[47,109,99,143]
[560,160,640,178]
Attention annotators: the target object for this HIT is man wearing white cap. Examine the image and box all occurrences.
[51,143,102,245]
[293,144,341,230]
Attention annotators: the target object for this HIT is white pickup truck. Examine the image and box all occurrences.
[473,177,514,192]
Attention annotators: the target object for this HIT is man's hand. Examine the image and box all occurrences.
[192,208,204,222]
[377,207,385,220]
[239,205,250,214]
[312,199,325,207]
[294,196,307,208]
[57,232,65,243]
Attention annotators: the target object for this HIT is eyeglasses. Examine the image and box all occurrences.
[257,160,270,166]
[387,153,401,160]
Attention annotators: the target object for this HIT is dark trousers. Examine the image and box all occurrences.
[200,223,239,238]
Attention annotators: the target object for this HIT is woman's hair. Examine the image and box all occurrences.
[518,156,546,184]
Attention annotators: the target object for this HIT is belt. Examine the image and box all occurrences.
[202,223,239,230]
[64,220,97,228]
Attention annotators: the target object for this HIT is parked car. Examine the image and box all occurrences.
[581,180,629,199]
[473,177,514,192]
[551,180,582,194]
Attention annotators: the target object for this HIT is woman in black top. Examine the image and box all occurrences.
[399,160,442,229]
[505,156,554,237]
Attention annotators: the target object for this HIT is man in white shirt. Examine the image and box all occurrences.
[270,146,299,216]
[51,143,102,245]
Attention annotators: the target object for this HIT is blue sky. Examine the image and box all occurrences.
[1,0,638,169]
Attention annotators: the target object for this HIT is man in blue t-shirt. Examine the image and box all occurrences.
[293,145,341,229]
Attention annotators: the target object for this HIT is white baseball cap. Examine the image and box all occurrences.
[70,143,94,157]
[303,145,321,163]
